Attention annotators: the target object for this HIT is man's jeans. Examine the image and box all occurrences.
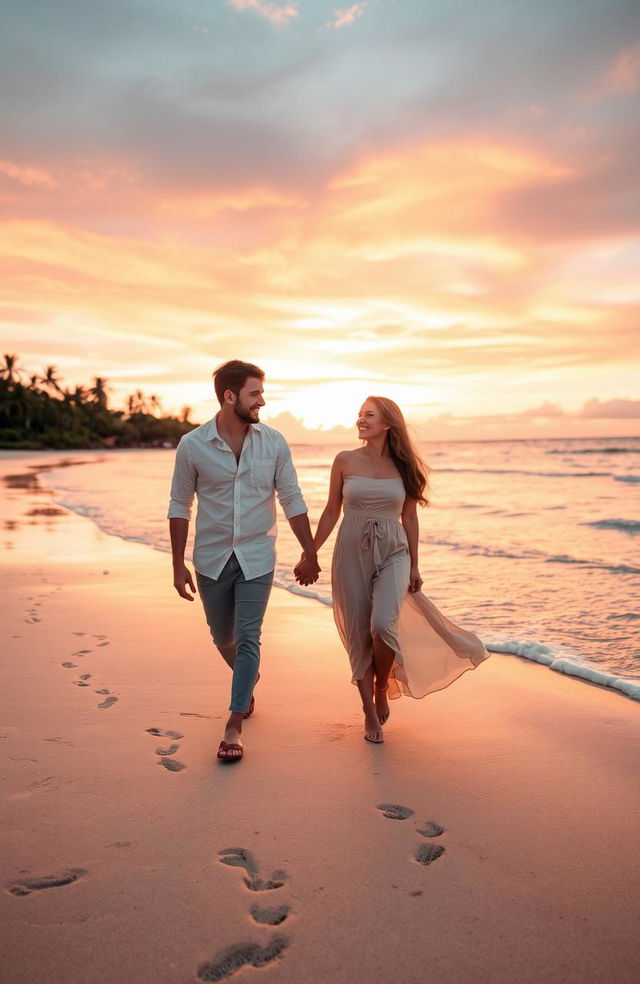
[196,554,274,714]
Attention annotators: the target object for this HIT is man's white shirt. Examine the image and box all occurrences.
[167,417,307,580]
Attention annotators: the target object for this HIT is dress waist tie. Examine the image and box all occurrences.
[362,518,384,573]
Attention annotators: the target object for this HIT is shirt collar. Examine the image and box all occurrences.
[206,415,261,444]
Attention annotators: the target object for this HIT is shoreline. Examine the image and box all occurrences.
[1,452,640,983]
[4,450,639,704]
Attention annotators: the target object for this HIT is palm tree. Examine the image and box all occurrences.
[180,405,192,423]
[63,385,87,408]
[89,376,110,409]
[40,364,63,395]
[126,389,149,416]
[0,353,22,383]
[149,393,162,416]
[71,385,88,407]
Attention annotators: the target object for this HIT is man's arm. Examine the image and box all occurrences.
[274,436,320,582]
[167,438,197,601]
[170,517,196,600]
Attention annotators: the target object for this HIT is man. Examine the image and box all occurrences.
[168,360,320,762]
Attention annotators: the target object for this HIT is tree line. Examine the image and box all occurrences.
[0,354,197,449]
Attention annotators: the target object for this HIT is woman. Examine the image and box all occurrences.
[295,396,488,743]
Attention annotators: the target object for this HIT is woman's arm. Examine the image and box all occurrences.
[312,453,345,552]
[294,454,345,584]
[401,497,423,593]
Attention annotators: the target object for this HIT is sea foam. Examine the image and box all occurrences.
[488,641,640,701]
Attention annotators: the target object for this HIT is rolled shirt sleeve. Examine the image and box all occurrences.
[274,435,307,520]
[167,437,196,520]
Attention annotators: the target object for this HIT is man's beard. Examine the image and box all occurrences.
[233,404,258,424]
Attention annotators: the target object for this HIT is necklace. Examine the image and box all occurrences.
[364,451,386,478]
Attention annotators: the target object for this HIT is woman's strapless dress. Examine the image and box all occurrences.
[331,476,488,699]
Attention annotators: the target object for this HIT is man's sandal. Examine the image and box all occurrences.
[217,741,243,762]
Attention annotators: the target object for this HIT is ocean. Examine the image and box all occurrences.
[32,435,640,701]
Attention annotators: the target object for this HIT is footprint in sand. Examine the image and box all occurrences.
[417,821,445,838]
[72,649,92,657]
[73,673,91,687]
[155,743,180,756]
[96,641,110,648]
[415,843,445,866]
[7,868,87,897]
[98,696,118,709]
[376,803,415,820]
[146,727,184,740]
[95,688,110,695]
[158,757,186,772]
[61,662,77,669]
[250,902,290,926]
[218,848,287,892]
[197,937,288,982]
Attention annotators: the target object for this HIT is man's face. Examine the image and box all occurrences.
[232,377,265,424]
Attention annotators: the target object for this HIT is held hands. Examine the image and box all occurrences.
[173,563,196,601]
[408,565,423,593]
[294,553,321,586]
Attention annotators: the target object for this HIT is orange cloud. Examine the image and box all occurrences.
[226,0,298,26]
[602,40,640,93]
[158,187,303,220]
[326,3,370,30]
[326,141,573,257]
[0,159,58,189]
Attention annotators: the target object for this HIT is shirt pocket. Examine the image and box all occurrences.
[250,458,275,491]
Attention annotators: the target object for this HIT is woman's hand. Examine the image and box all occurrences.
[294,553,321,586]
[408,565,423,593]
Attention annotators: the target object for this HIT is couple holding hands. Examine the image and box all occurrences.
[169,360,487,762]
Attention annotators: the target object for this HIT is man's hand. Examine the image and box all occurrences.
[294,555,321,586]
[173,563,196,601]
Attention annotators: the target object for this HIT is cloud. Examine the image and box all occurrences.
[520,402,565,418]
[226,0,298,26]
[325,3,371,30]
[601,39,640,94]
[580,398,640,418]
[0,159,58,189]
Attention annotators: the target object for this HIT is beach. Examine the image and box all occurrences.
[2,456,640,984]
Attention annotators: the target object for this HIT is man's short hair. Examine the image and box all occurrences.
[213,360,265,405]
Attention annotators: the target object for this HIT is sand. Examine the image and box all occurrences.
[1,454,639,984]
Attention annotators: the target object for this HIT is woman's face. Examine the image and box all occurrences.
[357,400,388,441]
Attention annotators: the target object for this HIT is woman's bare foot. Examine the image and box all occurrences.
[375,685,390,725]
[363,709,384,743]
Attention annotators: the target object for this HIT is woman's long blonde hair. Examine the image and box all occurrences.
[367,396,430,506]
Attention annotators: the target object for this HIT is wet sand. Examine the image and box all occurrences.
[1,454,639,984]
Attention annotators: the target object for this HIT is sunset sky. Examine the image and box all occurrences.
[1,0,639,440]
